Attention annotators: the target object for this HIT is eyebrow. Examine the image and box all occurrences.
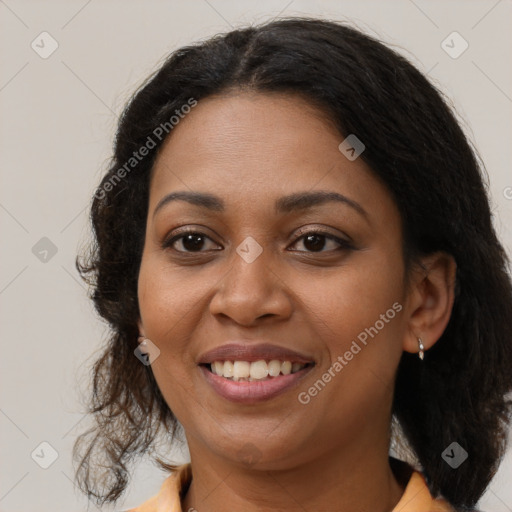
[152,190,368,219]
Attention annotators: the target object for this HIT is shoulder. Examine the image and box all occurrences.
[122,463,192,512]
[392,469,456,512]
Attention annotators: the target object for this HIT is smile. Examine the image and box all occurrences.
[206,359,311,381]
[199,360,315,403]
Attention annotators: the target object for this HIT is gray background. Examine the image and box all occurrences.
[1,0,511,510]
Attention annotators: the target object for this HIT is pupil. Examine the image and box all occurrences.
[304,234,325,252]
[183,234,204,251]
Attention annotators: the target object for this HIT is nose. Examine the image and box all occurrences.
[209,243,293,326]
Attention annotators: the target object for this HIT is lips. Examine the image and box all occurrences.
[197,343,315,403]
[197,343,315,365]
[201,365,313,403]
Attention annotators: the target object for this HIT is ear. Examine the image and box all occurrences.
[402,252,457,356]
[137,318,145,340]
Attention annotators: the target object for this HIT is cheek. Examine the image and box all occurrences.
[137,262,195,391]
[137,253,226,386]
[138,255,202,341]
[296,254,404,354]
[137,259,200,417]
[298,264,404,433]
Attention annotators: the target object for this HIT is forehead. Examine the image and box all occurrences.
[149,92,395,221]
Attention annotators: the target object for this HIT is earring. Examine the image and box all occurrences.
[418,337,425,360]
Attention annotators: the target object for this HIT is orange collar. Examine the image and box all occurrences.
[126,463,454,512]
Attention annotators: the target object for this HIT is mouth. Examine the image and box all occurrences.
[197,343,316,404]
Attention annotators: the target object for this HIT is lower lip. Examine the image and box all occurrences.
[200,365,314,404]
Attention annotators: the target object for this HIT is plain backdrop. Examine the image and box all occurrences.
[1,1,511,511]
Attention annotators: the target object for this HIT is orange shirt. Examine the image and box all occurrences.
[125,463,455,512]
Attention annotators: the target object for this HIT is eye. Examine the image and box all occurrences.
[162,228,352,254]
[289,230,352,253]
[163,230,220,253]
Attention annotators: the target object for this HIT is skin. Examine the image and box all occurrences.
[137,91,456,512]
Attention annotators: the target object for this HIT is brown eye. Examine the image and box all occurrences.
[290,231,352,253]
[163,231,220,253]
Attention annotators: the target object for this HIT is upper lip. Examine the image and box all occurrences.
[197,343,315,365]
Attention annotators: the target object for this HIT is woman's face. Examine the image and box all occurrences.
[138,92,411,469]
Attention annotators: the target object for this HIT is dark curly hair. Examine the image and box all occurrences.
[73,16,512,511]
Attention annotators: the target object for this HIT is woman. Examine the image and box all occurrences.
[73,17,512,512]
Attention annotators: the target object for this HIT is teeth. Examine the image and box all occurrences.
[208,359,308,380]
[223,361,234,378]
[268,360,281,377]
[212,361,224,375]
[250,360,269,380]
[281,361,292,375]
[233,361,250,381]
[291,363,302,373]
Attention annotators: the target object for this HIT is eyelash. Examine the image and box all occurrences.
[162,228,353,254]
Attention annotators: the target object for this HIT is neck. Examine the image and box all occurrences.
[182,440,405,512]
